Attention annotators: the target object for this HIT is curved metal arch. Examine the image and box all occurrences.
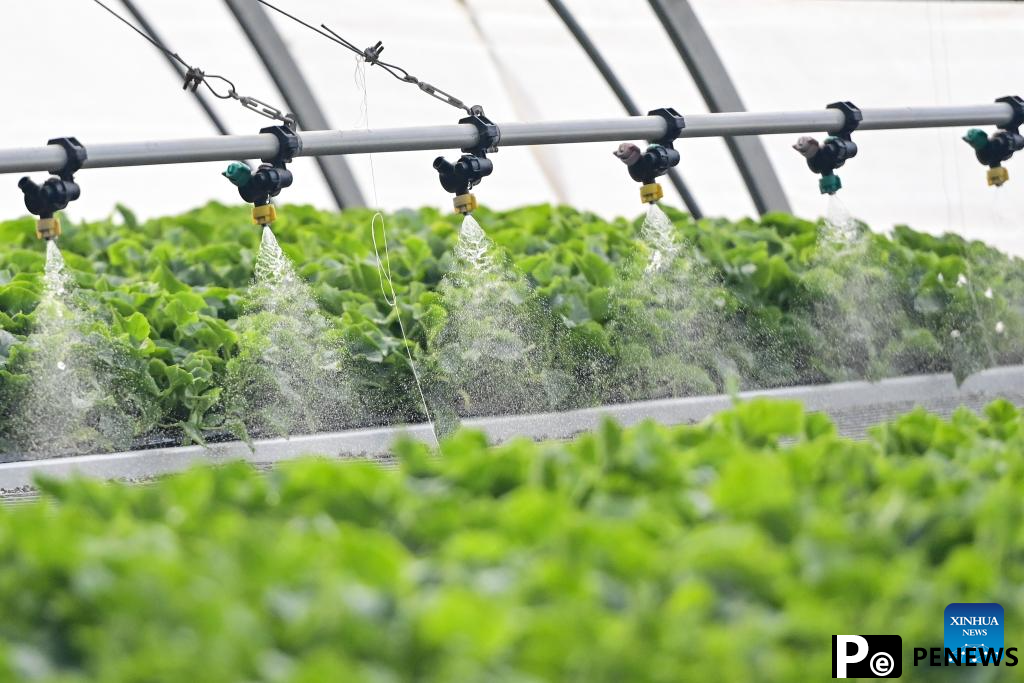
[648,0,791,215]
[546,0,702,218]
[119,0,233,138]
[223,0,366,209]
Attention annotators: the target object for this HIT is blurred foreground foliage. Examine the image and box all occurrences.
[0,399,1022,681]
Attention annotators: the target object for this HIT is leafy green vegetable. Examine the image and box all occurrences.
[0,202,1021,451]
[0,400,1021,681]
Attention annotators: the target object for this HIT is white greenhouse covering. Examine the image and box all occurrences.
[1,0,1022,256]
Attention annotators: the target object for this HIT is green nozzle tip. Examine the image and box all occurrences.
[223,162,252,187]
[819,175,842,195]
[963,128,988,150]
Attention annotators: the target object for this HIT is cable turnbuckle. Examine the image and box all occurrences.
[236,95,297,129]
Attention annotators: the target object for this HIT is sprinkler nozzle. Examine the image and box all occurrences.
[225,162,293,213]
[962,127,1022,187]
[251,203,277,226]
[614,108,686,204]
[453,193,478,215]
[962,96,1024,187]
[225,125,299,226]
[615,143,680,193]
[987,167,1010,187]
[640,182,664,204]
[19,176,80,240]
[35,217,61,241]
[819,175,842,195]
[435,113,498,213]
[793,134,857,195]
[794,101,861,195]
[434,154,493,197]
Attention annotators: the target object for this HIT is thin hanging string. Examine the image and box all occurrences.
[926,2,997,366]
[939,4,997,365]
[91,0,296,127]
[355,59,442,450]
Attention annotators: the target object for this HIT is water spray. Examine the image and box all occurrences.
[792,101,861,195]
[614,108,685,205]
[18,137,87,241]
[223,125,300,227]
[962,95,1024,187]
[434,112,499,215]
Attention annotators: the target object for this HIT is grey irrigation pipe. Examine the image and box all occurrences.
[0,103,1015,174]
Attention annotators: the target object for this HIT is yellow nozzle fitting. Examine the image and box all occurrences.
[36,217,61,241]
[640,182,664,204]
[987,167,1009,187]
[252,204,277,226]
[453,193,478,215]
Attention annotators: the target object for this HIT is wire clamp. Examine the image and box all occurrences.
[363,40,384,63]
[182,66,205,92]
[793,101,861,195]
[18,137,88,240]
[963,95,1024,187]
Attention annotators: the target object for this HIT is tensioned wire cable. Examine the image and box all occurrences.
[91,0,296,127]
[925,0,997,367]
[256,0,481,115]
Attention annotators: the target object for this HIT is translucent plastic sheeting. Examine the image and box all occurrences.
[0,0,1021,256]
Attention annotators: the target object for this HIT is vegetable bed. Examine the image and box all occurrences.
[1,399,1022,681]
[0,203,1021,455]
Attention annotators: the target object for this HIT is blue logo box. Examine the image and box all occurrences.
[944,603,1004,664]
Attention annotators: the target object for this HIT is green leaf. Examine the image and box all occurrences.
[577,251,615,287]
[0,284,39,314]
[119,311,151,342]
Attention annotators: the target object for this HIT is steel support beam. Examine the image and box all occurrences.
[0,103,1015,175]
[648,0,791,215]
[546,0,702,218]
[223,0,366,208]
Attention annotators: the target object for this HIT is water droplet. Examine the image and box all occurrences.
[227,225,358,438]
[640,204,679,274]
[455,215,496,272]
[823,195,858,245]
[13,241,133,457]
